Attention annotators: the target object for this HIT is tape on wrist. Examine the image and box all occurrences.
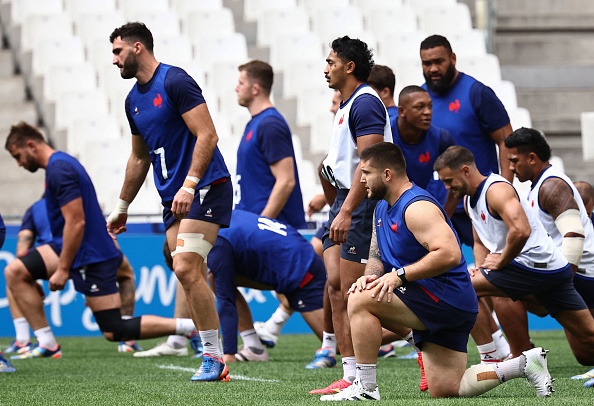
[180,186,195,196]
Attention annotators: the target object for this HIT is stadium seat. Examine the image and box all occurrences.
[311,5,365,44]
[353,0,404,10]
[130,10,182,39]
[296,86,335,126]
[193,33,248,74]
[270,32,325,73]
[64,0,117,20]
[153,36,193,68]
[5,0,63,26]
[183,8,235,40]
[550,155,566,174]
[283,58,327,98]
[508,107,533,130]
[393,57,425,92]
[44,62,97,103]
[300,0,350,14]
[118,0,170,20]
[309,112,334,154]
[53,89,110,131]
[418,3,473,34]
[404,0,456,13]
[364,5,418,39]
[75,10,126,49]
[66,114,122,156]
[581,112,594,161]
[244,0,298,22]
[447,29,487,58]
[257,7,311,47]
[292,135,304,164]
[216,135,241,177]
[456,54,502,87]
[21,13,73,52]
[376,30,426,66]
[171,0,223,15]
[31,37,86,76]
[490,80,518,111]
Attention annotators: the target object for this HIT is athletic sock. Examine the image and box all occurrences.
[13,317,30,344]
[200,329,222,358]
[494,353,526,382]
[264,307,291,336]
[34,326,57,349]
[356,363,377,390]
[342,356,356,383]
[477,341,500,364]
[240,329,265,354]
[166,335,188,349]
[175,318,195,336]
[321,332,337,356]
[492,329,511,359]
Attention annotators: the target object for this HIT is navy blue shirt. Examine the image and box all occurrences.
[20,199,53,245]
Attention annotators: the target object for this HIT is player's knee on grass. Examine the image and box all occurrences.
[93,309,141,341]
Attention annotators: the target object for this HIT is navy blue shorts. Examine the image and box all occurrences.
[394,282,476,353]
[20,242,61,280]
[314,226,325,241]
[573,274,594,309]
[451,210,473,247]
[162,177,233,231]
[285,254,325,312]
[481,262,587,316]
[70,253,122,297]
[322,189,378,263]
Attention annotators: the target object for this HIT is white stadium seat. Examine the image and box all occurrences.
[44,62,97,102]
[131,10,182,39]
[404,0,456,13]
[64,0,117,20]
[365,5,418,39]
[118,0,170,20]
[153,36,194,68]
[270,32,325,73]
[490,80,518,111]
[244,0,297,22]
[283,58,327,98]
[171,0,223,15]
[448,30,487,58]
[418,3,473,35]
[257,7,311,47]
[376,30,426,66]
[508,107,533,130]
[183,8,235,39]
[32,37,85,75]
[21,13,73,52]
[456,54,502,87]
[75,10,125,48]
[193,33,248,74]
[581,112,594,161]
[311,6,365,44]
[296,86,335,127]
[66,114,122,156]
[54,89,110,131]
[300,0,350,14]
[309,112,334,154]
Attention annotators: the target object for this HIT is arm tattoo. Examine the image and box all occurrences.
[365,212,384,277]
[422,242,429,251]
[540,178,578,219]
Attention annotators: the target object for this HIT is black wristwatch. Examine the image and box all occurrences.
[396,267,407,284]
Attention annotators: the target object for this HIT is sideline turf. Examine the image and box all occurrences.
[0,331,589,405]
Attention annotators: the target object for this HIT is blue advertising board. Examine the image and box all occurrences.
[0,226,561,339]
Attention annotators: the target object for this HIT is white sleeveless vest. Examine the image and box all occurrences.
[322,85,392,189]
[466,173,568,271]
[528,166,594,277]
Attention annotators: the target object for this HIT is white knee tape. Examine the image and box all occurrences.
[171,233,212,260]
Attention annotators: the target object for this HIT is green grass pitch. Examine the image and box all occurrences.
[1,330,591,405]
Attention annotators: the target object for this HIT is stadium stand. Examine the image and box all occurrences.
[1,0,592,221]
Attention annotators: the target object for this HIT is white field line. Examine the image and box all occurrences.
[157,364,281,382]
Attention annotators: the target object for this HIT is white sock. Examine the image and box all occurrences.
[342,356,356,383]
[356,363,377,391]
[494,354,526,382]
[492,329,511,360]
[264,307,291,336]
[174,318,195,336]
[403,331,419,352]
[34,326,57,349]
[477,341,500,364]
[13,317,30,343]
[166,335,188,349]
[200,329,222,358]
[321,332,336,355]
[240,329,265,354]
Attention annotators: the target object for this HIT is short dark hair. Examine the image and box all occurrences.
[238,60,274,95]
[420,34,453,54]
[434,145,475,171]
[398,85,428,104]
[331,36,374,82]
[110,22,154,53]
[5,122,46,150]
[504,127,552,162]
[360,142,407,176]
[367,65,395,96]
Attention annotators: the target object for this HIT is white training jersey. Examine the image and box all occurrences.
[322,85,392,189]
[528,165,594,277]
[466,173,568,271]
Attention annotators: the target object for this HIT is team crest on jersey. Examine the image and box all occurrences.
[391,222,398,233]
[205,208,213,217]
[419,151,430,165]
[449,99,461,113]
[246,130,253,141]
[153,93,163,108]
[338,114,345,126]
[531,200,535,207]
[348,246,357,255]
[480,210,486,222]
